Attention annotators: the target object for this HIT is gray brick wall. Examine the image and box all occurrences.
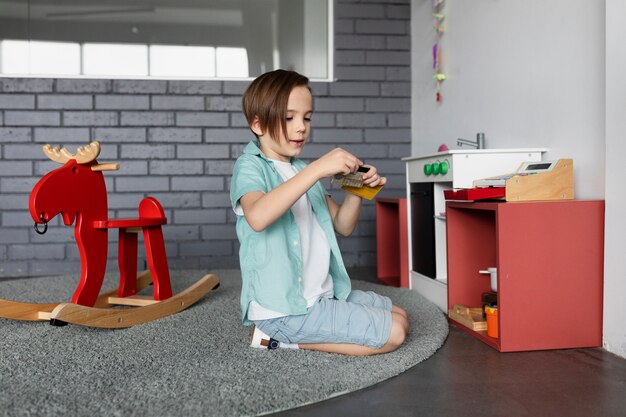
[0,0,410,278]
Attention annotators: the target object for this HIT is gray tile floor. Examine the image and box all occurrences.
[272,270,626,417]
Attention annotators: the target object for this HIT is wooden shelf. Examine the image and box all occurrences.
[446,200,604,352]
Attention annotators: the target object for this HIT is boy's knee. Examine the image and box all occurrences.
[392,311,410,333]
[400,315,410,333]
[386,322,407,349]
[392,304,408,318]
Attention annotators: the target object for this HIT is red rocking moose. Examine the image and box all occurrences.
[0,141,219,328]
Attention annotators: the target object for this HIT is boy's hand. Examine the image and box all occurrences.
[312,147,363,178]
[360,164,387,188]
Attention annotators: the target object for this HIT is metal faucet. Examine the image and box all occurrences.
[457,132,486,149]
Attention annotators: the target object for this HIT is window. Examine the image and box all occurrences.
[216,47,249,78]
[1,40,80,75]
[0,0,332,80]
[150,45,216,78]
[83,43,149,77]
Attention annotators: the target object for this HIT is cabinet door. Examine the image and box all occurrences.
[497,202,603,352]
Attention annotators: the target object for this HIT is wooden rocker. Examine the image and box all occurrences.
[0,141,219,328]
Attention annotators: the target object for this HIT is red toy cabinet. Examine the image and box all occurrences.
[445,200,604,352]
[375,198,409,288]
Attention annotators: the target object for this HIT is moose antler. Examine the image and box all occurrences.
[42,141,101,164]
[75,141,101,163]
[42,141,119,171]
[42,144,71,164]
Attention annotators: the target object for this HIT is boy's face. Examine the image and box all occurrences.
[257,85,313,162]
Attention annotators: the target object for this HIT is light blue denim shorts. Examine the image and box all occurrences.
[253,290,393,349]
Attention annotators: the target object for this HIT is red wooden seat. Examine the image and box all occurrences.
[93,197,173,301]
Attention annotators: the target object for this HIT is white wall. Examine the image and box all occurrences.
[411,0,604,199]
[603,0,626,359]
[411,0,626,358]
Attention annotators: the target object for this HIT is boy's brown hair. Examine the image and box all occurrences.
[242,69,310,142]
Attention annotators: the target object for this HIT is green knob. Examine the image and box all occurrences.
[424,164,432,176]
[432,162,441,175]
[440,160,449,175]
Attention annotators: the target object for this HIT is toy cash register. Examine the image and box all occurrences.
[474,158,574,201]
[444,159,574,202]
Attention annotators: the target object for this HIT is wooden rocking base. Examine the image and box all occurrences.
[0,270,219,328]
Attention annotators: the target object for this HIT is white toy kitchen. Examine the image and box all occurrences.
[403,147,546,311]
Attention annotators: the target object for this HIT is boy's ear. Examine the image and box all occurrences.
[250,116,264,137]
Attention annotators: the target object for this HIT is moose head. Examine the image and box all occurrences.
[29,141,117,227]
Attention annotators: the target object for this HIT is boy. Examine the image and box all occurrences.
[230,70,409,355]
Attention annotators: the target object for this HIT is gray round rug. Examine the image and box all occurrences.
[0,269,448,417]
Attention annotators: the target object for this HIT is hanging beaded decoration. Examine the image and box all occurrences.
[433,0,446,103]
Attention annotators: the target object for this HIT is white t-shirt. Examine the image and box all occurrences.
[236,159,334,320]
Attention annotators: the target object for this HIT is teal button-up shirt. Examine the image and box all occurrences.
[230,141,351,325]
